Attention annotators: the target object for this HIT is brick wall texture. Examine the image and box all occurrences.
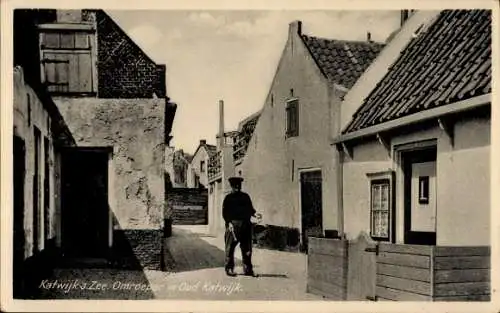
[167,188,208,225]
[113,229,163,270]
[95,11,166,98]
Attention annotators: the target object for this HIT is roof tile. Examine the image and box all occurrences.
[301,35,385,89]
[343,10,491,134]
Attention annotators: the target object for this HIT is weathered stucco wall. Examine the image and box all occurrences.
[13,67,59,260]
[239,23,340,233]
[54,97,166,229]
[342,111,490,246]
[436,114,490,246]
[342,140,392,240]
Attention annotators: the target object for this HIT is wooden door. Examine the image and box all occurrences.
[403,147,437,245]
[300,170,323,252]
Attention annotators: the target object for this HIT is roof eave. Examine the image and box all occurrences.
[332,93,491,145]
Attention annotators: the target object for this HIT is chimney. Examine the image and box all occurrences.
[367,32,372,42]
[401,10,410,27]
[57,10,83,23]
[289,20,302,37]
[217,100,225,148]
[200,139,207,145]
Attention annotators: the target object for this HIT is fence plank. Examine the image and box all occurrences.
[434,282,490,297]
[346,233,377,301]
[376,286,431,301]
[434,256,490,270]
[433,295,490,301]
[377,274,431,295]
[308,256,346,283]
[379,243,433,256]
[308,238,347,257]
[434,269,490,283]
[377,263,431,282]
[307,279,346,300]
[434,246,490,257]
[377,252,430,269]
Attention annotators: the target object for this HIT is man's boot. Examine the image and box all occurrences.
[225,268,237,277]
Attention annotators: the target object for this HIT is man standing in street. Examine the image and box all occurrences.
[222,176,260,277]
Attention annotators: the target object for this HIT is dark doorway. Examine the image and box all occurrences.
[13,135,26,297]
[33,128,41,254]
[43,137,50,247]
[403,147,437,245]
[300,170,323,252]
[61,148,110,259]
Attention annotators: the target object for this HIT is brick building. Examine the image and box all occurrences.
[12,9,177,297]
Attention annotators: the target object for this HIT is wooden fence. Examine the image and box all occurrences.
[432,246,490,301]
[307,237,348,300]
[376,243,433,301]
[306,236,490,301]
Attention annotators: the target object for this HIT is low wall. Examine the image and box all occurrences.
[253,224,301,252]
[167,188,208,225]
[306,237,348,300]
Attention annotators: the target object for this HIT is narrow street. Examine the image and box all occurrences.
[36,226,323,300]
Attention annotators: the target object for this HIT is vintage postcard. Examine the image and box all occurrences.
[1,0,498,312]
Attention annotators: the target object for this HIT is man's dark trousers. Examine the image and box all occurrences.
[225,220,253,273]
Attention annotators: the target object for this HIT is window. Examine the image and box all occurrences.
[200,161,205,173]
[286,98,299,137]
[367,171,395,242]
[40,31,95,94]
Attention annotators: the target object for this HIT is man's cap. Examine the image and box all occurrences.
[228,176,244,184]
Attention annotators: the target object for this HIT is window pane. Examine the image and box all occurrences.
[60,33,75,49]
[372,211,389,238]
[372,185,380,211]
[74,33,89,49]
[381,184,389,211]
[42,33,60,48]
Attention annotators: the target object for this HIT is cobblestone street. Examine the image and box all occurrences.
[36,226,323,300]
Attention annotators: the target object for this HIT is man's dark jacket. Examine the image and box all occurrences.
[222,191,255,225]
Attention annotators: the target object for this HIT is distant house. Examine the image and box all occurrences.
[12,9,177,297]
[187,140,216,189]
[329,9,491,301]
[207,21,385,248]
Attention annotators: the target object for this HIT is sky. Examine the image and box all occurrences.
[107,10,402,154]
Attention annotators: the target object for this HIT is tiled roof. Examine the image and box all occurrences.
[301,35,385,89]
[343,10,492,134]
[233,112,261,162]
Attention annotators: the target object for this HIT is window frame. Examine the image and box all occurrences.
[285,97,299,138]
[367,170,395,242]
